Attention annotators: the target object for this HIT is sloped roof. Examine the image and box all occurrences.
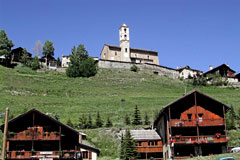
[177,65,203,73]
[0,108,78,135]
[203,64,235,76]
[105,44,158,54]
[154,89,231,127]
[122,130,161,141]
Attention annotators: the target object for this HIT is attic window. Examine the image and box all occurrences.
[198,113,203,122]
[187,114,192,121]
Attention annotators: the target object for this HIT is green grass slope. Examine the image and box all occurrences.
[0,65,240,158]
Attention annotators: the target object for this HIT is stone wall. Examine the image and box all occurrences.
[98,59,179,79]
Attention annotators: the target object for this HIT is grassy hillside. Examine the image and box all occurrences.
[0,65,240,159]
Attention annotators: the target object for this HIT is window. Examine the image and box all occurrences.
[147,55,149,59]
[124,35,127,39]
[138,142,142,146]
[124,28,126,33]
[198,113,203,122]
[115,52,117,56]
[125,48,127,52]
[187,114,192,121]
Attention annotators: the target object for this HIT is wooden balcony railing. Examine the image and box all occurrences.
[8,132,60,141]
[170,119,225,127]
[6,150,79,159]
[137,146,163,153]
[171,135,227,144]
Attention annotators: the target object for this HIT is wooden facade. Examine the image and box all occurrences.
[203,64,236,78]
[0,109,100,160]
[127,130,163,160]
[154,90,231,160]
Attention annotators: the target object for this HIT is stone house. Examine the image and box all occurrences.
[177,66,203,79]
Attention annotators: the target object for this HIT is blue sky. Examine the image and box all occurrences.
[0,0,240,72]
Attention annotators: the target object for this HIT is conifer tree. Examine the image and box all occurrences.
[120,133,124,159]
[105,116,113,127]
[125,114,131,125]
[122,129,137,160]
[144,112,150,125]
[132,105,142,125]
[66,118,74,128]
[79,114,87,129]
[0,30,14,66]
[20,48,29,65]
[96,111,103,128]
[87,114,93,129]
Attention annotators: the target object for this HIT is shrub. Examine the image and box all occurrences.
[130,64,139,72]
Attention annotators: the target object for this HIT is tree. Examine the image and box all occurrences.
[57,57,61,67]
[32,40,42,58]
[124,114,131,125]
[42,40,54,67]
[105,116,113,127]
[96,111,103,128]
[120,133,125,159]
[144,112,150,125]
[0,30,14,66]
[54,113,60,120]
[121,129,137,160]
[226,107,237,130]
[132,105,142,125]
[87,114,93,129]
[66,118,74,128]
[78,114,87,129]
[20,48,30,65]
[66,44,97,78]
[30,56,41,70]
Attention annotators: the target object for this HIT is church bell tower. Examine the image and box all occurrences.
[119,24,131,62]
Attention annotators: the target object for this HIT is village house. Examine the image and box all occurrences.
[177,66,203,79]
[100,24,159,65]
[11,47,32,63]
[154,90,230,159]
[40,55,57,69]
[203,64,238,83]
[122,130,163,160]
[0,109,100,160]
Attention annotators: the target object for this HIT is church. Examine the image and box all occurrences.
[100,24,159,65]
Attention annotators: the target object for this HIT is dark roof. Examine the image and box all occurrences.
[153,90,231,127]
[0,108,79,135]
[11,47,32,57]
[40,55,56,61]
[235,73,240,77]
[203,64,235,76]
[105,44,158,54]
[177,65,203,73]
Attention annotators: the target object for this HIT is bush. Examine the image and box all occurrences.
[130,64,139,72]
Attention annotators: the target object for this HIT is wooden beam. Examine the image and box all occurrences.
[2,108,9,160]
[59,126,61,151]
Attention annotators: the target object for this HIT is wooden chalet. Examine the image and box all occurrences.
[0,109,100,160]
[11,47,32,63]
[122,130,163,160]
[203,64,236,78]
[154,90,230,159]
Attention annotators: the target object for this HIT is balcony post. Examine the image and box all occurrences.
[2,108,9,160]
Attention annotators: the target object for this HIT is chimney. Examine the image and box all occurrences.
[209,65,213,70]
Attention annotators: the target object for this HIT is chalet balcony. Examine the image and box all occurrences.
[137,146,163,153]
[6,150,79,159]
[8,132,60,141]
[171,135,227,144]
[170,119,225,127]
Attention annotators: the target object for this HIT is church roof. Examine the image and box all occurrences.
[105,44,158,54]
